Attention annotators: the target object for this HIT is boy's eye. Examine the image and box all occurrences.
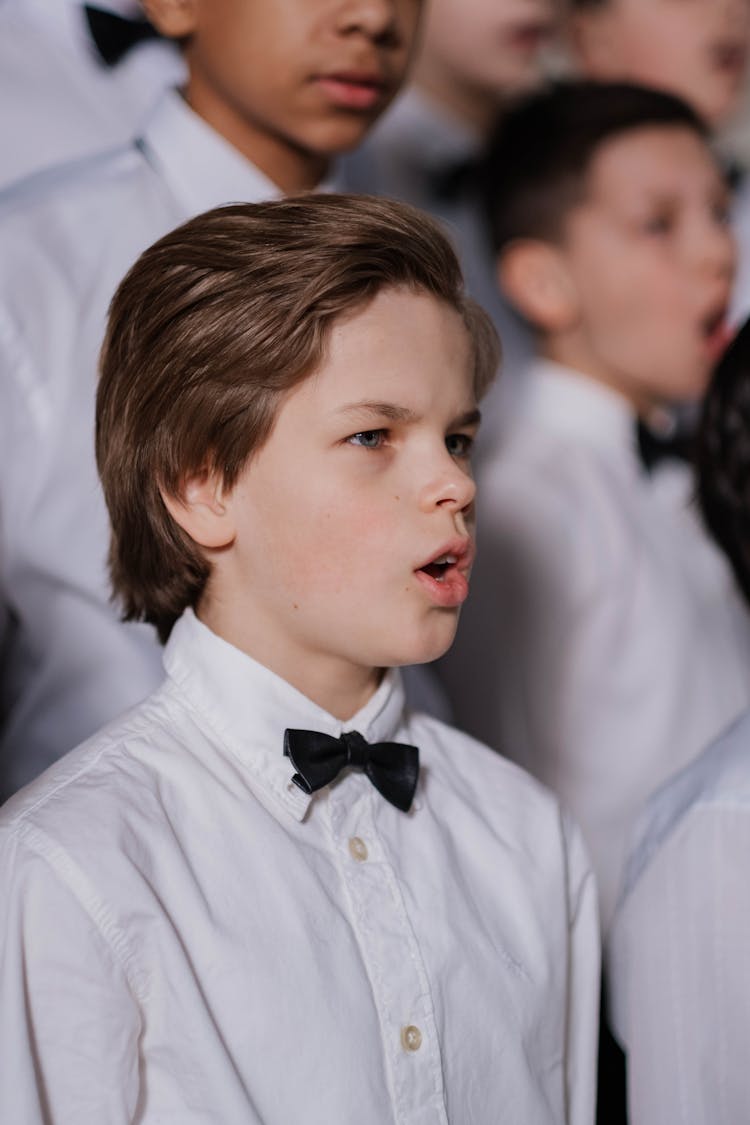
[642,212,674,236]
[347,429,386,449]
[446,433,473,458]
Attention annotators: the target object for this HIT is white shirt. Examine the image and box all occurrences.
[438,360,750,929]
[340,86,534,457]
[0,89,281,798]
[0,0,185,189]
[609,707,750,1124]
[0,609,600,1124]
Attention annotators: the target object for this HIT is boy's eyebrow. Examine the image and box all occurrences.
[337,401,482,428]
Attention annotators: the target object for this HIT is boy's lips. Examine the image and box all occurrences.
[505,19,555,53]
[701,302,733,363]
[414,537,474,608]
[314,71,389,111]
[710,41,748,78]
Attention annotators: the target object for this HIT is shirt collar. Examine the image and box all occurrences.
[136,88,283,217]
[518,359,641,470]
[162,610,407,822]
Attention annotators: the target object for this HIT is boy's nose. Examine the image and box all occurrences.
[336,0,418,45]
[418,457,476,516]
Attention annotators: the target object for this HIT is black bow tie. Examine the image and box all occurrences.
[85,6,163,67]
[636,418,695,474]
[284,728,419,812]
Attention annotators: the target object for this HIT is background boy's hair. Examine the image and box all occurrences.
[697,319,750,609]
[96,193,499,643]
[482,80,708,253]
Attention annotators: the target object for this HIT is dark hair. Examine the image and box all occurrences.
[96,193,499,643]
[482,80,708,253]
[697,319,750,608]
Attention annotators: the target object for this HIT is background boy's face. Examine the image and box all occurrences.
[551,125,735,410]
[416,0,557,127]
[153,0,422,187]
[212,288,478,690]
[571,0,750,127]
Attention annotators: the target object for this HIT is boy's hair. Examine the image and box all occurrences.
[96,194,499,643]
[482,80,708,253]
[697,320,750,610]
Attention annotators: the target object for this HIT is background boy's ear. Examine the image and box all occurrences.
[160,472,236,550]
[142,0,197,39]
[498,240,580,333]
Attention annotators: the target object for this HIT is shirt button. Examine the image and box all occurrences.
[401,1025,422,1052]
[348,836,368,862]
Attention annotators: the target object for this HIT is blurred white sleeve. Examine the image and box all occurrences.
[610,805,750,1124]
[0,825,143,1124]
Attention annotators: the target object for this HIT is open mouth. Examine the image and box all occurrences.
[711,42,748,76]
[414,540,474,607]
[420,553,459,583]
[701,304,732,362]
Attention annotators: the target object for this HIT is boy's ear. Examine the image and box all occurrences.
[160,471,236,550]
[498,240,580,333]
[142,0,197,40]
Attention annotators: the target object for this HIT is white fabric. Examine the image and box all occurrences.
[438,360,750,929]
[0,0,185,189]
[609,707,750,1124]
[0,608,600,1124]
[0,90,281,797]
[341,86,533,457]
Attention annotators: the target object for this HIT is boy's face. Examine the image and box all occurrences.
[571,0,750,127]
[417,0,557,123]
[159,0,422,189]
[209,288,479,694]
[550,125,735,410]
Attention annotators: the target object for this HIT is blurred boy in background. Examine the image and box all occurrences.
[439,81,750,932]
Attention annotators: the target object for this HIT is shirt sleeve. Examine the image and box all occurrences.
[560,811,600,1125]
[0,826,143,1124]
[609,804,750,1125]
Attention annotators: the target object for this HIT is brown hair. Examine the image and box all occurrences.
[96,193,499,642]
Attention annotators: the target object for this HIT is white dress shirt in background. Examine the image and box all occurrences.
[0,609,600,1124]
[0,0,185,189]
[609,707,750,1124]
[438,360,750,929]
[0,90,281,798]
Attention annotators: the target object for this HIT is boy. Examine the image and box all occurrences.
[438,81,750,931]
[343,0,560,433]
[0,195,600,1122]
[567,0,750,130]
[609,317,750,1124]
[0,0,421,798]
[0,0,184,188]
[565,0,750,325]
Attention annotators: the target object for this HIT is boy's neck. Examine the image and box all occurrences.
[196,599,383,722]
[542,338,652,418]
[412,69,502,139]
[184,77,328,195]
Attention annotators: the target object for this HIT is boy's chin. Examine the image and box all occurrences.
[390,625,461,670]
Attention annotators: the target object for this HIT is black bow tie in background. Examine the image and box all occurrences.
[85,6,162,67]
[284,728,419,812]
